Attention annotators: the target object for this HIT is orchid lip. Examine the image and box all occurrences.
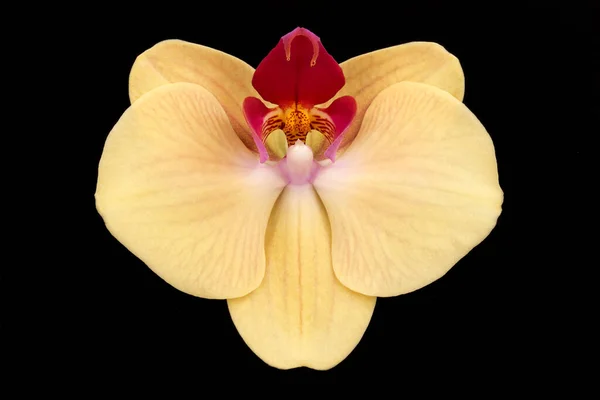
[244,27,357,164]
[251,26,345,108]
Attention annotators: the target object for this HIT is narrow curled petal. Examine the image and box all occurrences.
[313,95,357,161]
[242,96,274,162]
[228,185,376,370]
[252,28,345,108]
[96,83,286,299]
[336,42,465,150]
[128,39,260,151]
[314,82,502,297]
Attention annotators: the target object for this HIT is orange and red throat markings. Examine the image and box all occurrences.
[261,104,335,147]
[243,27,357,163]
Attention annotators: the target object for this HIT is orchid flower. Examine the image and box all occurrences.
[96,27,502,370]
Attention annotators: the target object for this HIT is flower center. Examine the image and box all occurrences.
[261,104,336,151]
[242,27,357,163]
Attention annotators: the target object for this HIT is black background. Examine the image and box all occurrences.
[20,2,596,388]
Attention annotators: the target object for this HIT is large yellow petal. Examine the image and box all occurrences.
[129,39,259,150]
[96,82,286,299]
[337,42,464,150]
[314,81,502,297]
[228,185,376,370]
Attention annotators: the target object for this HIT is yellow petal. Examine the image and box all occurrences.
[129,39,260,151]
[314,81,502,297]
[337,42,465,150]
[96,82,286,299]
[227,185,376,370]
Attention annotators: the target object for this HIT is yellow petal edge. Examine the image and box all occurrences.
[129,39,260,151]
[228,185,376,370]
[96,82,286,299]
[314,81,502,297]
[338,42,465,150]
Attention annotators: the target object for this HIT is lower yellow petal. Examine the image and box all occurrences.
[337,42,464,152]
[227,185,376,370]
[128,40,260,151]
[314,82,503,297]
[96,83,286,299]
